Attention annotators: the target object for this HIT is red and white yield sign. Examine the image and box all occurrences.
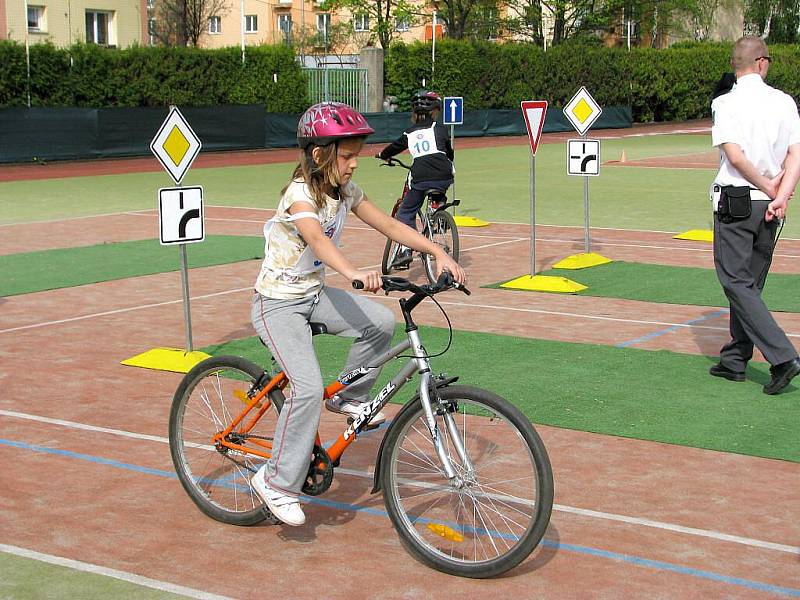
[521,100,548,156]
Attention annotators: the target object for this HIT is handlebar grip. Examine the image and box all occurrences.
[352,280,365,290]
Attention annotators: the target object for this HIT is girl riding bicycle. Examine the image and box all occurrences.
[250,102,466,526]
[377,90,455,267]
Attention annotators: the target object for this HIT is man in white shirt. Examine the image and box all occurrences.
[709,36,800,394]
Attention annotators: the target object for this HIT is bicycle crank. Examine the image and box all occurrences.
[302,444,334,496]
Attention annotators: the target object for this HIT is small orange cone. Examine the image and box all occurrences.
[620,150,627,163]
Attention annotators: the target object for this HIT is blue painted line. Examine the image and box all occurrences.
[616,309,729,348]
[3,436,799,597]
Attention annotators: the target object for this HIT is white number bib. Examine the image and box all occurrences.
[407,125,439,159]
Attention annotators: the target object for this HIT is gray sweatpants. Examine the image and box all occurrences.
[251,286,395,495]
[713,200,798,369]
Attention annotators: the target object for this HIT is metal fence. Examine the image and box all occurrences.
[303,67,368,113]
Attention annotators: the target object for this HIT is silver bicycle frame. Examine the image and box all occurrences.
[344,326,469,481]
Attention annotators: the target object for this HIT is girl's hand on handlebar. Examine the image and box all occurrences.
[435,253,466,285]
[349,269,382,293]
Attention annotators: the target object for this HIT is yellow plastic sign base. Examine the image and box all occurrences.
[453,215,490,227]
[121,347,212,373]
[552,252,612,270]
[674,229,713,242]
[500,275,587,293]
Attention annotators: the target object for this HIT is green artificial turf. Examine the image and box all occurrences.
[6,133,792,237]
[488,261,800,313]
[202,326,800,463]
[0,235,263,297]
[0,552,184,600]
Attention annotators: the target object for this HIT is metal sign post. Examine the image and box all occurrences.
[583,139,590,253]
[497,101,585,292]
[558,87,611,271]
[530,154,536,276]
[150,106,203,352]
[520,100,548,274]
[443,96,464,215]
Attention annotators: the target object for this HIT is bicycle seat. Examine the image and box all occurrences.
[309,322,328,336]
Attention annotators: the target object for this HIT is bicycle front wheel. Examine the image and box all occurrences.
[380,385,553,578]
[422,210,460,284]
[169,355,280,526]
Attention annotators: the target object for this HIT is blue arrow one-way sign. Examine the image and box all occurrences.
[443,96,464,125]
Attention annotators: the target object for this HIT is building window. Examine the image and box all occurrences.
[395,17,409,32]
[317,13,330,35]
[148,17,157,44]
[245,14,257,33]
[86,10,112,45]
[316,13,330,46]
[209,15,221,34]
[27,6,45,31]
[353,13,369,32]
[278,14,292,43]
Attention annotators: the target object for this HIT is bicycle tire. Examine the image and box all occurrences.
[169,355,280,526]
[381,237,401,275]
[379,385,553,578]
[422,210,460,284]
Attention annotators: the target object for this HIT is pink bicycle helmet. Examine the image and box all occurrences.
[297,102,375,149]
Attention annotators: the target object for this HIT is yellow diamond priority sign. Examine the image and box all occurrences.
[563,87,602,136]
[150,107,202,185]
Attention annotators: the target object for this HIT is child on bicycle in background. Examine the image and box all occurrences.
[250,102,466,527]
[377,90,455,267]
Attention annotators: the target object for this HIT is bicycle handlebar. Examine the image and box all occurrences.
[376,156,412,171]
[352,270,470,297]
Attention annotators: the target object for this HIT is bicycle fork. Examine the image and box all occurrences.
[409,329,476,484]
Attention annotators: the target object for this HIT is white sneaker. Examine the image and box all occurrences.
[251,466,306,526]
[324,396,386,427]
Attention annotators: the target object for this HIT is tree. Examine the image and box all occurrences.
[745,0,800,42]
[598,0,701,48]
[320,0,420,48]
[151,0,229,47]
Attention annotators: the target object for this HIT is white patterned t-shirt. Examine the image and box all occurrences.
[254,179,364,299]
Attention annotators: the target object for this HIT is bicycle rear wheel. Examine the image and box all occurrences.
[380,385,553,578]
[169,355,281,526]
[422,210,460,284]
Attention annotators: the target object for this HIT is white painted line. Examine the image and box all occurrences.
[0,287,252,335]
[0,543,234,600]
[5,279,800,340]
[2,409,797,556]
[0,210,152,228]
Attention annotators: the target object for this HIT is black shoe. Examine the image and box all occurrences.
[763,357,800,395]
[391,249,412,269]
[709,363,746,382]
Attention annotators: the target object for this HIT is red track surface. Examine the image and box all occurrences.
[1,199,799,598]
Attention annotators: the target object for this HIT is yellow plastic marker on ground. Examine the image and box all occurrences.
[453,215,490,227]
[121,347,211,373]
[500,275,587,293]
[552,252,612,270]
[427,523,464,542]
[674,229,713,242]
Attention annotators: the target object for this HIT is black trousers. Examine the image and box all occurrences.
[713,199,797,369]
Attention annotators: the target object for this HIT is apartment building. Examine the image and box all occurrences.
[1,0,148,46]
[192,0,436,54]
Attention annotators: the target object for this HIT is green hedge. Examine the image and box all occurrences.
[386,40,800,122]
[3,39,800,123]
[0,41,308,111]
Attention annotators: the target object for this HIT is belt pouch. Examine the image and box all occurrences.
[721,186,752,219]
